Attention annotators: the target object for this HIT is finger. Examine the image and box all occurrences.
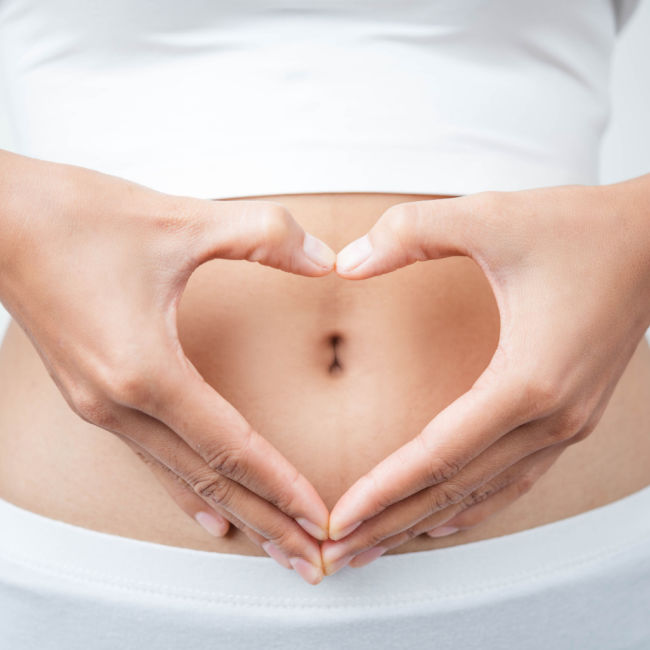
[116,433,231,538]
[114,356,330,542]
[326,445,563,574]
[328,359,534,540]
[116,433,301,572]
[112,405,324,584]
[422,443,564,537]
[322,419,559,573]
[180,196,336,276]
[335,196,474,279]
[423,437,566,537]
[348,446,563,570]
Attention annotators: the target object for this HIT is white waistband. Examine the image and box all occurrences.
[1,486,650,608]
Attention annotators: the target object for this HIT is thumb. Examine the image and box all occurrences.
[185,197,336,276]
[335,196,474,279]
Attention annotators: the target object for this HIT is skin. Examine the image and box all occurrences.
[1,148,649,583]
[322,177,650,573]
[0,149,336,584]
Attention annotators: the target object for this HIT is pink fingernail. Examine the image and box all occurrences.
[194,511,228,537]
[296,517,328,541]
[321,543,350,570]
[336,235,372,273]
[262,541,293,570]
[330,520,362,541]
[325,554,354,576]
[303,233,336,269]
[289,557,323,585]
[350,546,387,568]
[426,525,459,538]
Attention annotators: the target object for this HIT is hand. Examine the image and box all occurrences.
[0,151,336,584]
[321,178,650,574]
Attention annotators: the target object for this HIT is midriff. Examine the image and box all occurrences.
[0,191,649,558]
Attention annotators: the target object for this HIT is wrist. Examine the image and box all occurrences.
[0,151,69,297]
[600,175,650,327]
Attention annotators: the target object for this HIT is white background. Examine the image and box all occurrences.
[1,2,649,345]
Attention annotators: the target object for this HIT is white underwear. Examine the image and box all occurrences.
[1,487,650,650]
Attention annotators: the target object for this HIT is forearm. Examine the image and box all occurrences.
[0,149,61,282]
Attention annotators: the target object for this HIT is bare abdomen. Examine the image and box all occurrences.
[0,192,649,557]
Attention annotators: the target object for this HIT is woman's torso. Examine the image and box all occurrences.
[1,191,649,558]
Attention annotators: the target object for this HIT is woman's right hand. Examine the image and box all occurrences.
[0,150,334,584]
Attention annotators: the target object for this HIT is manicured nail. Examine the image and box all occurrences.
[194,511,229,537]
[349,546,387,568]
[262,541,293,570]
[329,520,361,541]
[336,235,372,273]
[296,517,328,541]
[303,233,336,269]
[289,557,323,585]
[321,543,347,570]
[324,554,354,576]
[426,525,459,538]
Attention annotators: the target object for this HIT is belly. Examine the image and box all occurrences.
[0,192,649,558]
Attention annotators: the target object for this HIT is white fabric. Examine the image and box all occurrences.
[0,3,648,646]
[0,0,641,200]
[1,487,650,649]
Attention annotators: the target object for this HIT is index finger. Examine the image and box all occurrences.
[328,370,530,540]
[124,360,330,540]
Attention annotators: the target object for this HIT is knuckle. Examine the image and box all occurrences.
[428,481,467,512]
[403,525,420,540]
[427,455,462,485]
[515,472,537,497]
[363,527,389,549]
[521,376,562,419]
[264,523,301,552]
[381,203,414,246]
[109,370,153,409]
[258,203,293,245]
[71,387,119,428]
[570,421,596,444]
[552,405,589,441]
[94,353,165,412]
[464,483,498,508]
[192,472,236,506]
[545,426,571,445]
[202,425,254,482]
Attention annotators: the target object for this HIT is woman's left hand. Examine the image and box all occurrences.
[321,176,650,575]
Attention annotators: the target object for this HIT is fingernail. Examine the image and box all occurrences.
[194,511,229,537]
[324,554,353,576]
[289,557,323,585]
[303,233,336,269]
[262,541,293,570]
[349,546,387,568]
[426,525,459,538]
[296,517,328,541]
[336,235,372,273]
[329,520,361,541]
[321,543,347,569]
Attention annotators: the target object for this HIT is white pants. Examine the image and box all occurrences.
[1,486,650,649]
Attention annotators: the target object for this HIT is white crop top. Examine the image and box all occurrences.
[0,0,641,200]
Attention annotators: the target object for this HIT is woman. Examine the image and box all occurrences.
[0,0,649,647]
